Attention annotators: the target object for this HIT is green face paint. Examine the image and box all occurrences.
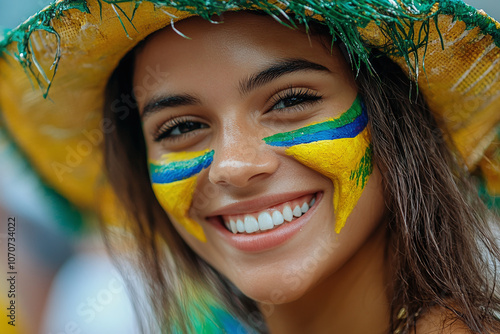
[149,150,214,242]
[264,96,373,233]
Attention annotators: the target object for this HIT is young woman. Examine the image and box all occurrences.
[1,1,499,333]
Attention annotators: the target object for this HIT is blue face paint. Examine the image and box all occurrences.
[263,96,373,233]
[149,150,214,242]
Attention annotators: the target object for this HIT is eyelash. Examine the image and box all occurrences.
[269,87,322,113]
[152,88,322,142]
[153,116,208,142]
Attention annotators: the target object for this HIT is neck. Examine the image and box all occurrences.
[261,223,391,334]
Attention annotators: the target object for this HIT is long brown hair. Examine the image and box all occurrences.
[359,51,500,333]
[102,19,500,333]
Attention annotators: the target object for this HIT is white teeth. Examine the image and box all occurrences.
[272,211,284,226]
[236,219,245,233]
[224,195,317,234]
[293,205,302,217]
[244,215,259,233]
[301,202,309,213]
[258,212,274,231]
[230,220,237,234]
[283,205,293,222]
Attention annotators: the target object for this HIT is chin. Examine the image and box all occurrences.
[235,270,318,307]
[224,248,332,307]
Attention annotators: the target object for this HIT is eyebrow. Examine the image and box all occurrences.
[140,59,330,119]
[239,58,331,95]
[141,94,201,120]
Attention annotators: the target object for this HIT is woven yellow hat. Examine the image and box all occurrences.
[0,0,499,214]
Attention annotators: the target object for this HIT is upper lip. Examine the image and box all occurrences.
[205,190,319,218]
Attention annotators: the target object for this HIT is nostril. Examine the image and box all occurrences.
[208,145,280,187]
[247,171,271,183]
[207,164,231,185]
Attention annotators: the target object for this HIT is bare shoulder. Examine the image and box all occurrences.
[414,307,472,334]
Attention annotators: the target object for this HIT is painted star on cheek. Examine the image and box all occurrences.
[149,149,214,242]
[263,95,373,233]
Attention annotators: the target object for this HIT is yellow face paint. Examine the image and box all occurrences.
[264,96,372,233]
[149,150,214,242]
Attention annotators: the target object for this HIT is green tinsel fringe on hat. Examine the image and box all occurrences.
[0,1,498,331]
[1,0,499,98]
[0,0,498,224]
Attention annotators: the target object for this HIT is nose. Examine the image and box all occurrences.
[208,124,279,188]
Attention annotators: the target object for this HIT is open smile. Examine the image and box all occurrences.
[221,193,317,234]
[207,191,323,252]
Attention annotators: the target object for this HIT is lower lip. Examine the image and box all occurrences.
[211,192,323,253]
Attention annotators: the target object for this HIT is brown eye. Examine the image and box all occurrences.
[154,120,209,142]
[270,87,322,112]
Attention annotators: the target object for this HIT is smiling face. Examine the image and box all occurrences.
[134,13,387,304]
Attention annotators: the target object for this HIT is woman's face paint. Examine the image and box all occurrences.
[264,96,373,233]
[149,150,214,242]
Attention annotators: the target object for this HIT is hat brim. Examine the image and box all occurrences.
[0,0,499,211]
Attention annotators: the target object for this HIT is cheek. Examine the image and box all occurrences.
[152,177,205,241]
[149,150,214,242]
[264,96,373,233]
[285,130,372,232]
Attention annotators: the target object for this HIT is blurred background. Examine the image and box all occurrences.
[0,3,140,334]
[0,1,499,334]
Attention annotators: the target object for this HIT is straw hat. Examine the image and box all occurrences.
[0,0,499,214]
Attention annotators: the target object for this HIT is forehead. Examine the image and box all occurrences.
[137,12,328,55]
[133,12,341,73]
[132,12,351,106]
